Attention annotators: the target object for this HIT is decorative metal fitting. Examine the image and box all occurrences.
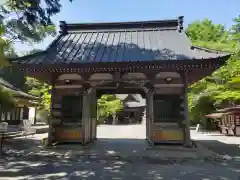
[178,16,184,33]
[59,21,68,34]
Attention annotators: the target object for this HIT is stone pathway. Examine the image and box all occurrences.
[0,154,239,180]
[192,131,240,160]
[97,124,146,139]
[196,140,240,157]
[0,125,240,179]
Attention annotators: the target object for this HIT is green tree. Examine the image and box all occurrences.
[0,27,18,110]
[22,49,51,123]
[0,0,74,66]
[231,15,240,42]
[97,95,123,124]
[187,16,240,126]
[186,18,228,43]
[1,0,73,27]
[25,76,51,123]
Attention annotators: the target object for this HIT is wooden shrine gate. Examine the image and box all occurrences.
[11,16,230,147]
[48,72,190,146]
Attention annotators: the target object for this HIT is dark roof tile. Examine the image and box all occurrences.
[12,18,231,64]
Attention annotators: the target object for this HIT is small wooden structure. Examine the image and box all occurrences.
[0,77,38,125]
[11,16,231,146]
[206,106,240,136]
[116,94,145,124]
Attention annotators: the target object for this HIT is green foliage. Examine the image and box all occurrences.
[25,76,51,123]
[4,19,56,42]
[231,15,240,42]
[25,77,51,113]
[186,19,229,43]
[0,0,73,68]
[2,0,73,26]
[187,17,240,125]
[97,94,123,123]
[0,37,11,68]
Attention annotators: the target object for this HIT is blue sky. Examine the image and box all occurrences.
[16,0,240,53]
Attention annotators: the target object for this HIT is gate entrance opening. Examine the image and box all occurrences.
[11,16,231,147]
[97,94,146,125]
[95,82,147,141]
[96,93,147,141]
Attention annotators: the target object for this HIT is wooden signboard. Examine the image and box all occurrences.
[55,127,82,141]
[152,129,183,141]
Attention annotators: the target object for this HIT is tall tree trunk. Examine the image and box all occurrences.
[112,113,117,125]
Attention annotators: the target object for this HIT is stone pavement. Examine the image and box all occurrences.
[0,124,240,179]
[192,131,240,160]
[0,154,239,180]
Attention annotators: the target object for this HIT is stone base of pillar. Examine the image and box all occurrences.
[183,140,194,148]
[183,144,193,148]
[47,131,53,146]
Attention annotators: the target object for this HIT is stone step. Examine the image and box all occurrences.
[1,131,23,139]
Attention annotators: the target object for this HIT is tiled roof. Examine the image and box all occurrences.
[116,94,128,100]
[0,77,38,100]
[116,94,141,102]
[12,17,230,64]
[116,94,146,107]
[125,101,146,108]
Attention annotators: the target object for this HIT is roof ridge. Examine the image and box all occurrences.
[66,27,178,34]
[59,16,184,34]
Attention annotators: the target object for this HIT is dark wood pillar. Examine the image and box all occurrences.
[22,106,29,119]
[82,90,87,144]
[48,75,55,146]
[91,87,97,140]
[87,89,92,143]
[82,88,93,144]
[33,108,37,124]
[146,89,154,145]
[182,72,191,147]
[0,105,2,122]
[145,92,149,141]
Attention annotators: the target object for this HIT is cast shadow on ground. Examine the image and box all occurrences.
[0,138,239,179]
[195,139,240,159]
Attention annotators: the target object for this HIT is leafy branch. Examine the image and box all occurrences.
[187,16,240,125]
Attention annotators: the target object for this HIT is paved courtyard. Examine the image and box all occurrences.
[0,124,240,180]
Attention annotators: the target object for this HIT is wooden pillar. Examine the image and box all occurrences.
[22,106,29,119]
[91,87,97,140]
[82,90,88,144]
[33,108,37,124]
[48,76,55,146]
[145,93,149,140]
[146,89,154,145]
[0,105,2,122]
[87,89,92,143]
[82,87,93,145]
[182,72,191,147]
